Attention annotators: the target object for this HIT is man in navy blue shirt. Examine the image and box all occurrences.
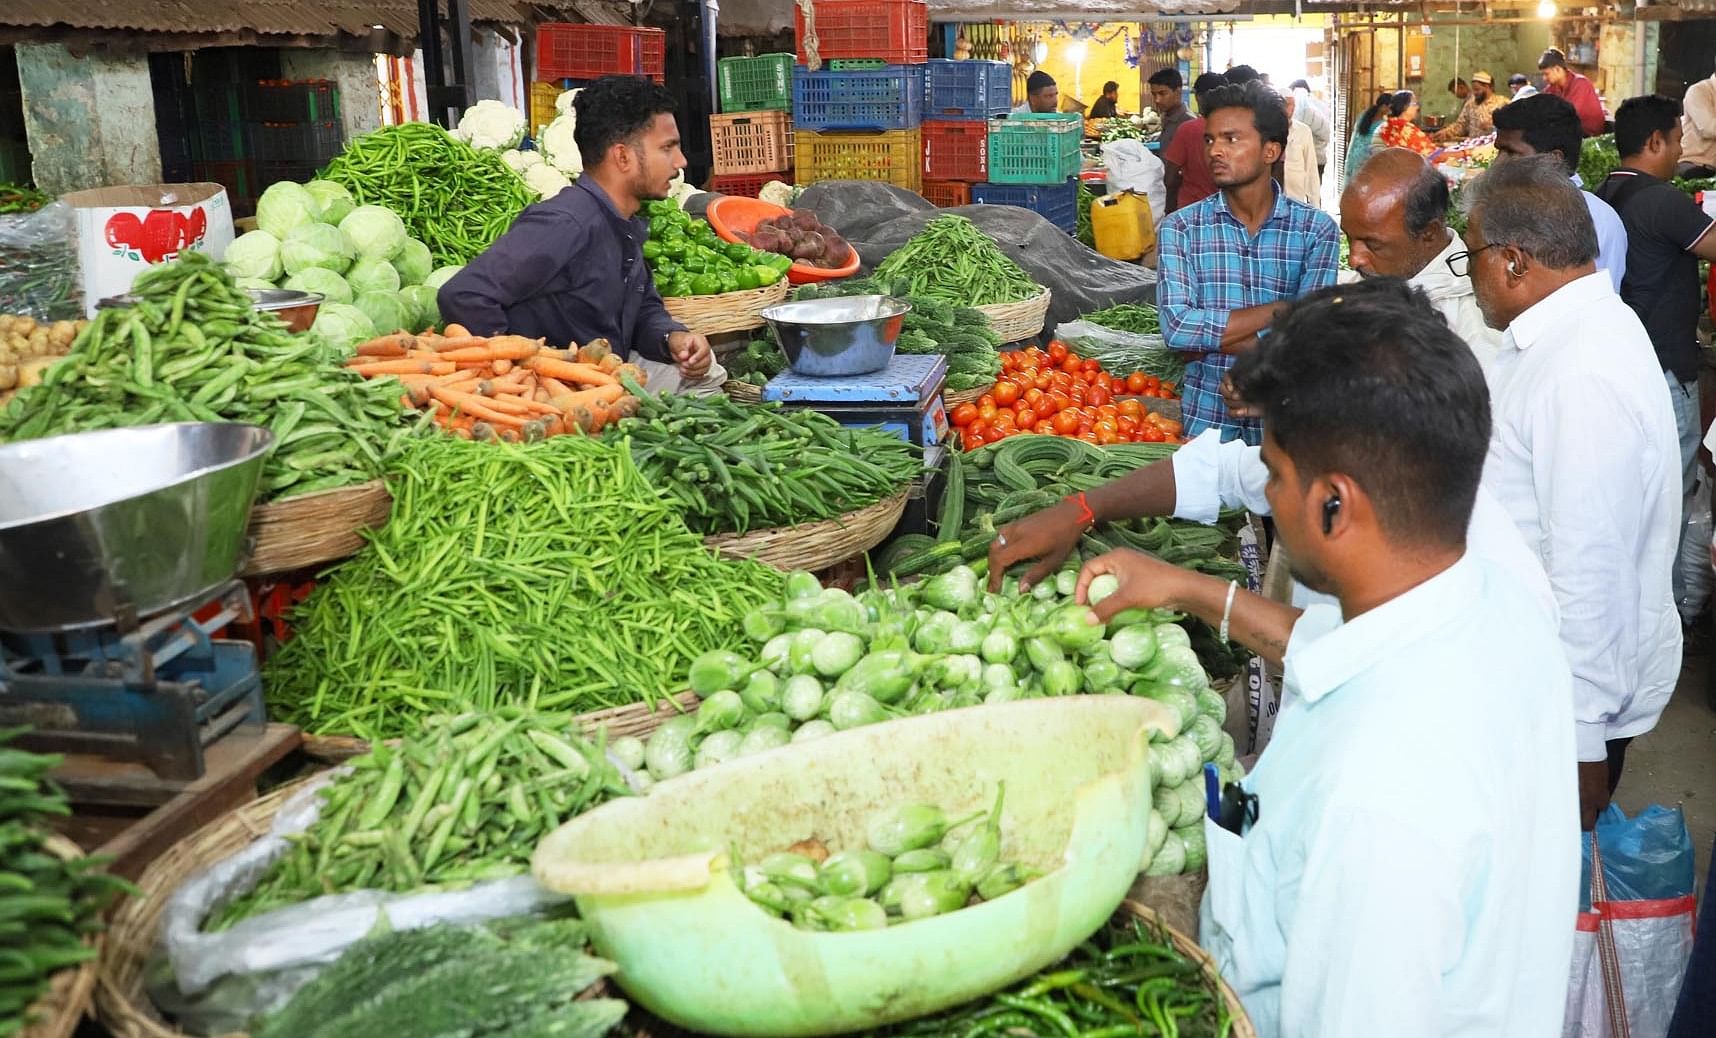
[440,76,719,392]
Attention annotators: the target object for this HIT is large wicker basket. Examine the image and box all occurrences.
[241,480,391,577]
[944,383,992,409]
[663,280,790,337]
[21,835,99,1038]
[298,691,702,764]
[973,286,1051,344]
[703,489,908,572]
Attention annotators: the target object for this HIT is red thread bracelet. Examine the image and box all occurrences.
[1068,491,1096,528]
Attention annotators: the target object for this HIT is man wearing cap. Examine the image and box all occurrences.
[1539,48,1607,136]
[1435,71,1507,142]
[1509,73,1538,100]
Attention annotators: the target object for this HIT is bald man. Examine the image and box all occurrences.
[1341,148,1503,370]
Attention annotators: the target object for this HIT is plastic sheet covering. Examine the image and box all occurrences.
[153,772,567,1034]
[792,181,1156,332]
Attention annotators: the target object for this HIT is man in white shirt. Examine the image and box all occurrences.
[1679,56,1716,177]
[1509,73,1538,100]
[1280,93,1322,207]
[1071,279,1578,1036]
[1458,155,1682,829]
[1011,71,1059,115]
[1286,79,1331,178]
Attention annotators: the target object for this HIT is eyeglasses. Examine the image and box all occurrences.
[1445,242,1504,277]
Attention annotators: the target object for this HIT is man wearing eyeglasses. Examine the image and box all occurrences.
[1459,155,1681,832]
[1070,279,1579,1036]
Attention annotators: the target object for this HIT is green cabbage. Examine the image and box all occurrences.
[256,181,318,239]
[353,291,409,336]
[309,301,376,350]
[233,277,277,291]
[304,179,356,224]
[398,284,440,331]
[346,256,401,296]
[390,238,434,286]
[423,265,464,290]
[283,267,353,304]
[339,204,408,261]
[280,222,355,276]
[223,229,282,281]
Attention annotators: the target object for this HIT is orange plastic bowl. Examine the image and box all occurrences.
[705,195,861,285]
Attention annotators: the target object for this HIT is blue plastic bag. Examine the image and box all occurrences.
[1578,803,1697,909]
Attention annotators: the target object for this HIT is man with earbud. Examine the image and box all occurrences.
[1460,155,1681,832]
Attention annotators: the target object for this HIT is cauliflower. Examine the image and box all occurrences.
[523,163,573,199]
[500,148,544,173]
[758,180,796,208]
[453,99,527,151]
[555,88,582,115]
[539,113,583,176]
[664,172,699,209]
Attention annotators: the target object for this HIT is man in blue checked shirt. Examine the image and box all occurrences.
[1157,83,1341,445]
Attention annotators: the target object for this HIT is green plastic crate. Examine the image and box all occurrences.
[828,59,885,70]
[718,53,793,112]
[987,113,1083,185]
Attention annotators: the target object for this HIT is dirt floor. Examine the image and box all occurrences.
[1615,640,1716,889]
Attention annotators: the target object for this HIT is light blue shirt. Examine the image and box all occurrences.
[1573,172,1629,292]
[1198,556,1580,1037]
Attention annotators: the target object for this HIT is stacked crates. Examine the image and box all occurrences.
[710,53,795,188]
[920,59,1009,210]
[789,0,926,192]
[970,112,1083,233]
[243,80,345,193]
[536,24,666,83]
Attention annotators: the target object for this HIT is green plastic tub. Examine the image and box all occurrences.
[532,696,1178,1036]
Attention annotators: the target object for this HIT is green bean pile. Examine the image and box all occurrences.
[1072,303,1183,385]
[212,712,631,929]
[0,197,80,321]
[0,184,49,214]
[1082,303,1160,336]
[1,729,132,1034]
[865,915,1239,1037]
[611,386,921,535]
[319,123,535,267]
[0,253,427,500]
[872,215,1041,307]
[263,435,782,738]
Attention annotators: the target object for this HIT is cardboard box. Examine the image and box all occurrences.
[61,183,233,315]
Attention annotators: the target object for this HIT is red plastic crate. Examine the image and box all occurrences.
[921,119,988,182]
[710,111,794,175]
[709,170,793,197]
[537,23,666,83]
[921,179,971,207]
[795,0,928,66]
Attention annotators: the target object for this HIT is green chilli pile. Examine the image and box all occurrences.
[212,712,631,929]
[0,253,427,499]
[319,123,536,267]
[1070,302,1184,384]
[738,785,1038,931]
[263,435,782,738]
[873,215,1041,306]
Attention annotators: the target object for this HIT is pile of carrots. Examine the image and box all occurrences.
[344,324,644,441]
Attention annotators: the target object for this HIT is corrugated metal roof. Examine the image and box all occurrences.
[0,0,598,39]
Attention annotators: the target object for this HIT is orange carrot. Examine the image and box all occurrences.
[429,385,531,427]
[560,384,627,412]
[536,347,576,362]
[439,341,541,363]
[433,368,482,388]
[443,323,472,338]
[348,359,457,377]
[576,340,612,365]
[597,354,624,374]
[493,358,513,375]
[423,336,490,352]
[525,356,619,386]
[613,363,648,387]
[356,334,414,357]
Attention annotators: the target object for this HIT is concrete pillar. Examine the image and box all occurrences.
[16,43,160,194]
[280,49,383,141]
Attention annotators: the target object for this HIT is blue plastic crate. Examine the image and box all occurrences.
[791,64,924,131]
[971,179,1079,233]
[924,60,1012,120]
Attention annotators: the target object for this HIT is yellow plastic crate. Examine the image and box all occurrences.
[794,128,921,191]
[530,81,561,137]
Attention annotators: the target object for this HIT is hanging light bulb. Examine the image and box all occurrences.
[1034,40,1049,64]
[1537,0,1557,18]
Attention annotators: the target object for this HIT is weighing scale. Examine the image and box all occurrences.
[761,354,951,536]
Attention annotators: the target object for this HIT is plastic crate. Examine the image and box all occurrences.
[921,179,971,208]
[537,23,666,83]
[191,120,248,161]
[248,121,344,165]
[795,0,928,66]
[245,79,340,123]
[921,119,988,182]
[795,128,921,191]
[924,60,1013,120]
[529,81,561,137]
[710,111,794,175]
[718,53,793,112]
[709,170,793,198]
[255,159,321,189]
[791,65,923,132]
[829,59,885,70]
[971,179,1079,233]
[987,113,1083,185]
[191,159,258,212]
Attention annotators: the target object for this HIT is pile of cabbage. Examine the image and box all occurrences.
[224,180,465,350]
[640,564,1238,876]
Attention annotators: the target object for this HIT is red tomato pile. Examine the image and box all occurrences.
[949,341,1184,451]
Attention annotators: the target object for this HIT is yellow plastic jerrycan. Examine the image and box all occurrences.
[1091,190,1156,261]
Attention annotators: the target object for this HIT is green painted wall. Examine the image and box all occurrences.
[16,43,160,194]
[280,51,383,143]
[1420,19,1518,123]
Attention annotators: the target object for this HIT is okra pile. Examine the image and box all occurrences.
[263,435,782,737]
[212,712,631,929]
[255,917,626,1038]
[738,784,1037,931]
[609,388,920,535]
[0,729,131,1034]
[872,215,1040,307]
[0,252,429,500]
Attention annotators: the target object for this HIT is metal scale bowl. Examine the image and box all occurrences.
[0,423,274,781]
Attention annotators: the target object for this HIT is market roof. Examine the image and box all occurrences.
[0,0,627,51]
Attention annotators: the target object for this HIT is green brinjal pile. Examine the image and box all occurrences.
[737,785,1036,931]
[608,385,920,535]
[1,729,131,1035]
[0,253,428,499]
[212,712,632,930]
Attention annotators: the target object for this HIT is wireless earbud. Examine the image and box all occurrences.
[1322,495,1341,535]
[1508,261,1519,276]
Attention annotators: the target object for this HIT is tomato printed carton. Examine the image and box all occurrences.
[61,183,233,316]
